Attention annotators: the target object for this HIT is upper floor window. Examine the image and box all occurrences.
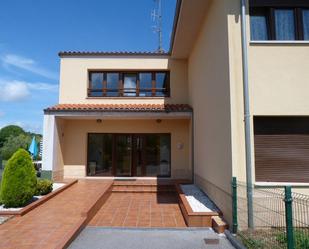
[250,1,309,41]
[88,71,170,97]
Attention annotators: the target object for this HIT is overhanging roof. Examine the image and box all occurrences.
[170,0,211,59]
[44,104,192,119]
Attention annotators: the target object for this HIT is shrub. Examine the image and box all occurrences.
[0,149,37,207]
[35,179,53,196]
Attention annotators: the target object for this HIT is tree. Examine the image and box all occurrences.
[0,134,31,160]
[0,125,25,148]
[0,149,37,207]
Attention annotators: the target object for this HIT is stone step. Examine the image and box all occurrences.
[112,184,176,193]
[212,216,229,234]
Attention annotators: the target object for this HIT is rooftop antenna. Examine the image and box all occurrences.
[151,0,164,53]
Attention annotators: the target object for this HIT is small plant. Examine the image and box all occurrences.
[35,179,53,196]
[276,229,309,249]
[0,149,37,207]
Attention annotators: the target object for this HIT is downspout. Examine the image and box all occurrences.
[240,0,254,228]
[191,111,195,183]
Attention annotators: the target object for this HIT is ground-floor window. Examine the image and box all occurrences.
[254,116,309,183]
[87,133,171,177]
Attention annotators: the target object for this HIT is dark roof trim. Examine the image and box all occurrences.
[169,0,182,54]
[58,51,170,57]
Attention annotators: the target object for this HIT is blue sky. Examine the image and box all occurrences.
[0,0,176,134]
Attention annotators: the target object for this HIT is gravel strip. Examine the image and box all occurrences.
[181,184,220,213]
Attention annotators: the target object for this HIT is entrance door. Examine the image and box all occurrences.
[115,135,132,176]
[87,133,171,177]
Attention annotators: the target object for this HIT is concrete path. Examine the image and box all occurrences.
[68,227,235,249]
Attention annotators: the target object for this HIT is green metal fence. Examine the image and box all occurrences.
[232,177,309,249]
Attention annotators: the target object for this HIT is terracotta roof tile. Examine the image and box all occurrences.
[44,104,192,113]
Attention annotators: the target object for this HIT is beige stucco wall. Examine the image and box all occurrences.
[59,118,191,179]
[59,57,188,105]
[226,0,309,184]
[188,0,233,225]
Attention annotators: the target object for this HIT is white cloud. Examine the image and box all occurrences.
[0,111,5,117]
[0,80,58,102]
[1,54,58,80]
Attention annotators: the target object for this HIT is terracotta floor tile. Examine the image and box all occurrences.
[0,179,113,248]
[89,192,186,228]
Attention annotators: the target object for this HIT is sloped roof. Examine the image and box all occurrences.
[44,103,192,113]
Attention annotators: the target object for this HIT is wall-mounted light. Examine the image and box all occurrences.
[96,119,102,123]
[177,143,184,150]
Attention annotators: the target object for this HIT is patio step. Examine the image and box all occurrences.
[112,184,175,193]
[112,180,176,193]
[211,216,229,234]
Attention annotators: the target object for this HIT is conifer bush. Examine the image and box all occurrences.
[0,149,37,207]
[35,179,53,196]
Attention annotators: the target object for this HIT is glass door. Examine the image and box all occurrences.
[115,135,132,176]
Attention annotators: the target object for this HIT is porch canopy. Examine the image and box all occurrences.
[44,103,192,119]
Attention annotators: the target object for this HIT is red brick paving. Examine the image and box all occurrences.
[0,180,112,249]
[88,192,187,228]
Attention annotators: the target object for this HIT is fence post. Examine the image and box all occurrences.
[232,177,238,234]
[284,186,294,249]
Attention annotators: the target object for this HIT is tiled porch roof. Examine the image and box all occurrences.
[44,104,193,113]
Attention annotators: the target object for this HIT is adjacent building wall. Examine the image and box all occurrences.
[59,57,188,105]
[226,0,309,185]
[60,118,191,179]
[188,0,233,224]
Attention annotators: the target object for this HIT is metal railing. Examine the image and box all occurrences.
[232,177,309,249]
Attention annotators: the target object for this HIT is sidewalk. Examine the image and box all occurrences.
[68,227,235,249]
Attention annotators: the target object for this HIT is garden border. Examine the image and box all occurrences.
[0,179,78,216]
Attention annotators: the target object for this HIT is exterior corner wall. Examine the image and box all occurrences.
[42,115,65,181]
[188,0,233,225]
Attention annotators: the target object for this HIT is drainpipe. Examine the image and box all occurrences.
[240,0,254,228]
[191,112,195,184]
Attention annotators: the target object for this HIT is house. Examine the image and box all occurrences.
[42,0,309,225]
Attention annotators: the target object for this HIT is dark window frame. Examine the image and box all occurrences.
[86,133,172,177]
[88,70,170,98]
[249,1,309,40]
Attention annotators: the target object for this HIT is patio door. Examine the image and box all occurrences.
[115,135,132,176]
[87,133,171,177]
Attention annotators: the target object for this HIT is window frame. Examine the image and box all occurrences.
[88,70,170,98]
[249,2,309,41]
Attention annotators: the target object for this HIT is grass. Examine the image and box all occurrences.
[238,228,309,249]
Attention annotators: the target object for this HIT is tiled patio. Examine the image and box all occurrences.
[88,192,187,228]
[0,180,113,249]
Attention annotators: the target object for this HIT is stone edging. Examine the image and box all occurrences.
[175,183,220,227]
[0,180,78,216]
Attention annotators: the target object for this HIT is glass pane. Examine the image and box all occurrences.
[303,9,309,40]
[145,134,170,177]
[87,134,113,176]
[116,135,132,176]
[139,73,152,97]
[124,73,137,97]
[106,73,119,97]
[135,135,144,176]
[250,14,268,40]
[275,9,295,40]
[155,72,169,97]
[90,73,103,97]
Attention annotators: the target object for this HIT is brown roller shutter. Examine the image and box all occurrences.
[254,117,309,183]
